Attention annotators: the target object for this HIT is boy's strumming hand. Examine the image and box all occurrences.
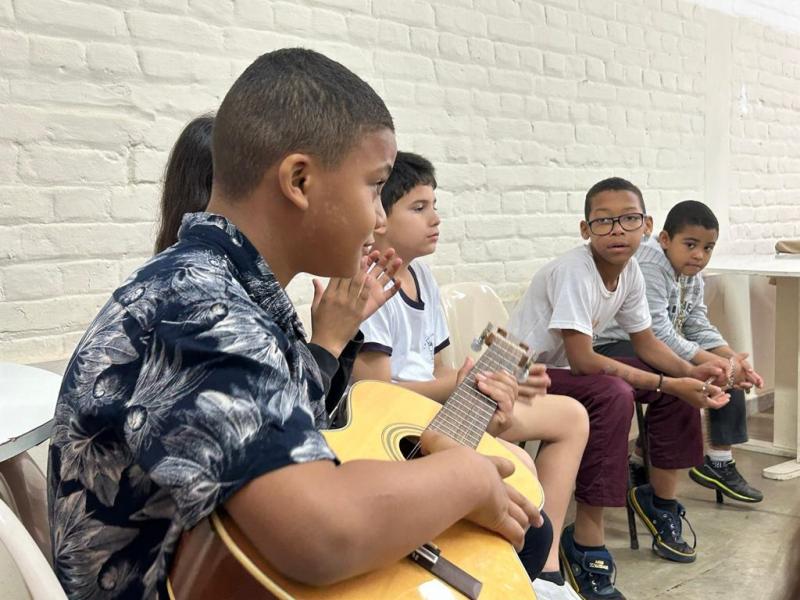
[518,363,550,402]
[665,377,730,410]
[467,454,542,551]
[419,430,541,551]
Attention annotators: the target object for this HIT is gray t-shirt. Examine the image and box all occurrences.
[595,236,726,359]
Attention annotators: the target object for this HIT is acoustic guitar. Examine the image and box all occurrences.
[168,324,544,599]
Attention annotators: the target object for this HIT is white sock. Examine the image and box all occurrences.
[708,449,733,465]
[629,452,645,466]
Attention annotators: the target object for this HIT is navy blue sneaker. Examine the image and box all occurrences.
[628,484,696,563]
[559,524,625,600]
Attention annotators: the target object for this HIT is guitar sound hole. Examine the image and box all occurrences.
[398,435,422,460]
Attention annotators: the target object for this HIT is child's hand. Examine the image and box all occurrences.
[419,431,542,551]
[477,370,519,437]
[309,273,371,358]
[688,361,726,387]
[733,352,764,389]
[360,248,402,321]
[518,363,550,402]
[465,453,542,551]
[667,377,730,410]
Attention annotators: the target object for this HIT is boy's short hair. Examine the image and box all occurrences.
[663,200,719,237]
[584,177,646,219]
[380,151,437,215]
[213,48,394,200]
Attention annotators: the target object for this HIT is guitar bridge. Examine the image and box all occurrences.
[408,543,483,599]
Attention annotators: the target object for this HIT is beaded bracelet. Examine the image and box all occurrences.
[726,357,737,389]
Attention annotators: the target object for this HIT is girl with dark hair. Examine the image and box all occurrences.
[154,114,215,253]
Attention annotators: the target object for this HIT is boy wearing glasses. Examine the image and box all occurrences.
[508,178,730,600]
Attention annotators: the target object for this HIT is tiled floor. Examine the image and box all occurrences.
[2,415,798,599]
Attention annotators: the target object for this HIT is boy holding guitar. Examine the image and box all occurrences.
[353,151,590,600]
[47,49,538,598]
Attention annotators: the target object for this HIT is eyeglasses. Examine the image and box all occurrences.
[586,213,645,236]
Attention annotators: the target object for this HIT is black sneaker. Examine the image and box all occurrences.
[689,456,764,503]
[628,459,647,488]
[559,524,626,600]
[628,484,696,563]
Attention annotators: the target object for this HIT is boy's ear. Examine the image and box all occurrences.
[579,220,591,240]
[277,153,313,212]
[644,215,654,236]
[658,230,671,249]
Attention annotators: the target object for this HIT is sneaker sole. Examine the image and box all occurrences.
[688,467,763,503]
[627,488,697,563]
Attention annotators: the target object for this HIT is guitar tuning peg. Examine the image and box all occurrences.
[472,323,494,351]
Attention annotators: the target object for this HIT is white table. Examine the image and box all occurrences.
[0,362,61,463]
[0,362,62,558]
[706,254,800,480]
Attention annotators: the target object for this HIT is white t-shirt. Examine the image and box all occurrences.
[359,260,450,382]
[508,244,652,368]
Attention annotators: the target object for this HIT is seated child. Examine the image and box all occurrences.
[595,200,764,502]
[508,177,731,600]
[153,113,402,418]
[353,151,589,600]
[47,48,539,598]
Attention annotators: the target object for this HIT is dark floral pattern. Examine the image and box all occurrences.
[48,213,335,599]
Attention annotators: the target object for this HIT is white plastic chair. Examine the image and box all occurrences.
[438,282,510,370]
[0,499,66,599]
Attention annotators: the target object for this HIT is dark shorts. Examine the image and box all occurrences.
[548,351,703,507]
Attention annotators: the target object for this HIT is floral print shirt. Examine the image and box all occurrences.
[47,213,336,599]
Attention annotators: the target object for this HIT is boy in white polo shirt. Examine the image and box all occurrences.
[354,151,590,600]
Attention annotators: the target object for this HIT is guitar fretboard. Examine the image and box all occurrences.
[427,335,524,449]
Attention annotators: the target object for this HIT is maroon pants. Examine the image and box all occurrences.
[547,357,702,507]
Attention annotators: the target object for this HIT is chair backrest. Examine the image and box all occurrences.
[438,282,510,369]
[0,499,66,599]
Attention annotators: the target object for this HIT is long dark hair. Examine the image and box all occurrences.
[154,114,215,254]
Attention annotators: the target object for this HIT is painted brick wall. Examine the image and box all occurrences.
[1,0,799,363]
[728,17,800,254]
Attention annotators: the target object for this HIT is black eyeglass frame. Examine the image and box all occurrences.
[586,212,646,236]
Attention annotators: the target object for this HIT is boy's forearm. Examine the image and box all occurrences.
[325,450,491,580]
[709,345,735,359]
[570,351,661,391]
[631,336,691,377]
[229,449,491,586]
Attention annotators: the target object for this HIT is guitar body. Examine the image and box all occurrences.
[169,380,544,600]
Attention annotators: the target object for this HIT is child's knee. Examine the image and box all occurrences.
[559,394,590,438]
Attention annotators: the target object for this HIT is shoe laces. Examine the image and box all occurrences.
[718,461,747,485]
[580,550,617,594]
[654,504,697,550]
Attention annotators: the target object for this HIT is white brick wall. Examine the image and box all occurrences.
[1,0,799,363]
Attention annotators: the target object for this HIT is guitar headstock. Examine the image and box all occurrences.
[471,322,535,382]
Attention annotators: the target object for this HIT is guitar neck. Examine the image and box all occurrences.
[427,335,522,449]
